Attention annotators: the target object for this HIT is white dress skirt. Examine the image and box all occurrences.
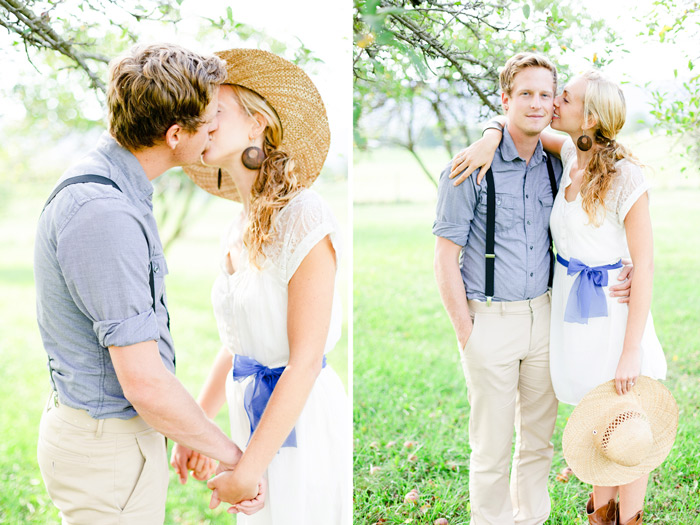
[211,189,349,524]
[549,140,667,405]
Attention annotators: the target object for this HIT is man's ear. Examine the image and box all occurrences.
[501,92,510,113]
[165,123,182,150]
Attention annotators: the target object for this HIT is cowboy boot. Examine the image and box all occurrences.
[586,493,617,524]
[619,510,643,525]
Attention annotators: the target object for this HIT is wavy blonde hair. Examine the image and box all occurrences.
[229,85,302,267]
[579,70,640,225]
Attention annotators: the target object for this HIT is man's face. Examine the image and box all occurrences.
[174,87,220,165]
[502,67,555,137]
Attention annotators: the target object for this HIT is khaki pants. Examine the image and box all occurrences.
[460,292,558,525]
[37,397,169,524]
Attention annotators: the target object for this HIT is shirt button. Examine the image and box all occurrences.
[530,246,533,250]
[153,264,160,274]
[527,220,531,225]
[526,194,529,198]
[530,272,534,277]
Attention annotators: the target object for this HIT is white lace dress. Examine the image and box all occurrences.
[211,189,349,524]
[549,139,667,405]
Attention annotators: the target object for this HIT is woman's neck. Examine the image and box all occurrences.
[569,132,596,172]
[221,159,258,214]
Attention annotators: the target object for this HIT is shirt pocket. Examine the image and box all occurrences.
[538,194,554,231]
[477,192,516,232]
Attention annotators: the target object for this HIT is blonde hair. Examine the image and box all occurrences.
[578,70,639,225]
[229,85,302,267]
[107,43,226,151]
[500,52,558,96]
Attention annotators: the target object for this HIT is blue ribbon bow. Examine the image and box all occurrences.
[232,354,326,448]
[557,254,622,324]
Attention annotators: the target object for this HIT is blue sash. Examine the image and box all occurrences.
[232,354,327,448]
[556,254,622,324]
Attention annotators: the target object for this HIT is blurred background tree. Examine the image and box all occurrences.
[353,0,619,185]
[0,0,319,250]
[642,0,700,168]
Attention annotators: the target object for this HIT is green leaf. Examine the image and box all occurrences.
[522,4,530,19]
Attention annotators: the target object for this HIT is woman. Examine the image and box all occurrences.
[172,49,348,523]
[451,70,666,524]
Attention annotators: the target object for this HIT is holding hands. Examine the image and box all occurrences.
[208,462,267,515]
[170,442,266,515]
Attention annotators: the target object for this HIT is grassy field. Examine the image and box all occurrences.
[0,177,348,524]
[352,189,700,524]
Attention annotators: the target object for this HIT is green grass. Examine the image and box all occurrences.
[352,191,700,524]
[0,178,348,524]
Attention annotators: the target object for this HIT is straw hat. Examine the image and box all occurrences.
[183,48,330,201]
[563,376,678,486]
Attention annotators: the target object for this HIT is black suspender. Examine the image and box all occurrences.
[483,155,558,305]
[484,168,496,306]
[545,156,558,288]
[41,175,157,314]
[42,175,121,213]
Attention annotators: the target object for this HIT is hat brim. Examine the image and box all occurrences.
[183,49,330,202]
[563,376,678,486]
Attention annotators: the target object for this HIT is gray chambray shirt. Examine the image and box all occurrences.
[433,127,563,302]
[34,132,175,419]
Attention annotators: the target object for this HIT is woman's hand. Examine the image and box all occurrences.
[227,479,267,515]
[449,131,502,186]
[615,347,641,395]
[207,466,260,508]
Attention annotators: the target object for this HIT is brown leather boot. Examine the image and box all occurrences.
[586,493,617,524]
[619,510,643,525]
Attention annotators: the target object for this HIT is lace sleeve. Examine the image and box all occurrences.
[611,160,650,222]
[274,189,341,282]
[560,138,576,168]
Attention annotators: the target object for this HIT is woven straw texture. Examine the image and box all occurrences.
[563,376,678,486]
[184,48,330,202]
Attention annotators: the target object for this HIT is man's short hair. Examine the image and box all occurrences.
[499,52,558,96]
[107,43,227,151]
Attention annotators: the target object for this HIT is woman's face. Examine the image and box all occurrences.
[552,76,587,134]
[202,85,263,167]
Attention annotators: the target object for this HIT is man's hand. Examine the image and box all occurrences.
[609,258,634,303]
[457,318,474,352]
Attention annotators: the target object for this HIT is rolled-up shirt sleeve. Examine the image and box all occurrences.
[56,196,159,348]
[432,163,478,246]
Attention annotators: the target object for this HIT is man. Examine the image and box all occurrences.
[34,43,251,523]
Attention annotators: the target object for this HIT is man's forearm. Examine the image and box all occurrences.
[109,342,240,467]
[434,238,472,347]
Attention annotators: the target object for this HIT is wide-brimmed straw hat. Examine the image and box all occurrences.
[563,376,678,486]
[183,48,330,202]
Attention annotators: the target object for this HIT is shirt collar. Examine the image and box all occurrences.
[97,132,154,201]
[500,126,548,167]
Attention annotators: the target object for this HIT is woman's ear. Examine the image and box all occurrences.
[249,113,268,141]
[582,114,598,133]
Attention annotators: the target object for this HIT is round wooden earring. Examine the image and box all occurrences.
[242,147,265,170]
[577,134,593,151]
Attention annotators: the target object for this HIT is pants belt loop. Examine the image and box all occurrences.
[95,418,104,438]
